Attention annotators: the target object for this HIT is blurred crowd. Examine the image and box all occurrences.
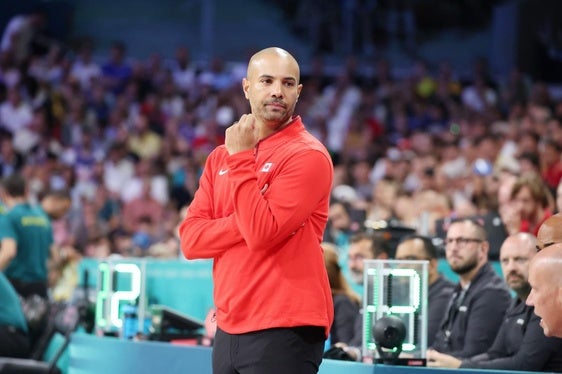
[1,7,562,303]
[274,0,499,56]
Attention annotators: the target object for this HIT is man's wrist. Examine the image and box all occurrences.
[342,346,362,361]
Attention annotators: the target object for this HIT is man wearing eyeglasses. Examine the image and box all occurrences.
[429,218,511,358]
[428,233,562,371]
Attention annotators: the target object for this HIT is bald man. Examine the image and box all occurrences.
[179,47,334,373]
[536,212,562,251]
[428,233,562,371]
[527,243,562,338]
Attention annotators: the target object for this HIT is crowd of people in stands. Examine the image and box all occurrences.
[2,6,562,369]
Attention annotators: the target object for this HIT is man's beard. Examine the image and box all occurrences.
[350,270,363,285]
[511,280,531,297]
[451,256,478,275]
[262,110,290,125]
[259,102,293,124]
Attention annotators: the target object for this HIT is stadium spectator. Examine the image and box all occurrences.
[509,174,553,236]
[70,38,101,91]
[121,178,164,234]
[0,8,46,64]
[536,213,562,251]
[325,199,365,254]
[431,218,511,358]
[322,242,361,346]
[395,234,454,346]
[0,133,25,177]
[0,173,54,298]
[541,139,562,194]
[527,243,562,338]
[0,85,33,136]
[101,40,132,95]
[346,231,391,294]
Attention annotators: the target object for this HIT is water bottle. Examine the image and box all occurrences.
[122,304,138,340]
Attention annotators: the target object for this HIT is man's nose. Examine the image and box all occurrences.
[526,290,535,306]
[271,81,283,96]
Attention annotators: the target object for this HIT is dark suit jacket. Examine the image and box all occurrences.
[461,298,562,371]
[331,294,360,345]
[431,263,512,358]
[428,275,455,347]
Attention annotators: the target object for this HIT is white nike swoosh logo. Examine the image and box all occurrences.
[219,169,228,175]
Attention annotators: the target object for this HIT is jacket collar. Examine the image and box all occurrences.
[468,262,494,286]
[256,116,304,150]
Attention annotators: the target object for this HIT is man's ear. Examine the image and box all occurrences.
[480,240,490,259]
[429,258,438,272]
[242,78,249,100]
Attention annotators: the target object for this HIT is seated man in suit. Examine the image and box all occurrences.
[430,218,511,358]
[394,234,455,347]
[527,243,562,339]
[428,233,562,371]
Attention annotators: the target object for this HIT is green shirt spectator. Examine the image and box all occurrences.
[0,203,53,282]
[0,174,54,298]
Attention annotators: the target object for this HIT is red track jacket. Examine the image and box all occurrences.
[180,116,334,338]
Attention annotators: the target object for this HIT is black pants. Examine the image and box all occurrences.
[8,278,49,357]
[7,278,47,299]
[0,325,30,358]
[213,326,325,374]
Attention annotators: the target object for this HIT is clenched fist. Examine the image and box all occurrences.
[225,114,259,155]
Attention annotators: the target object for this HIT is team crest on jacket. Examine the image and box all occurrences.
[261,162,273,172]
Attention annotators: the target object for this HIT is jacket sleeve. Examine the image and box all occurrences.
[348,312,363,348]
[461,314,562,371]
[179,150,245,259]
[331,295,360,345]
[448,288,511,358]
[227,148,332,251]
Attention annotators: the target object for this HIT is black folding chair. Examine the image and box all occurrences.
[0,302,80,374]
